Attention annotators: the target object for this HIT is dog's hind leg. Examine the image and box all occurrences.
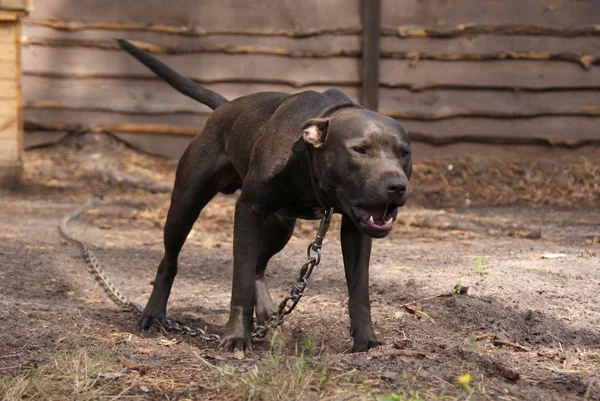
[138,133,238,331]
[254,215,296,326]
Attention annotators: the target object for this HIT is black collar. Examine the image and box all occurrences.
[305,149,334,212]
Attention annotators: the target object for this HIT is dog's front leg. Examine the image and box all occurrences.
[340,214,380,352]
[219,201,265,351]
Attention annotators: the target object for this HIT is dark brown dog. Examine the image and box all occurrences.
[117,39,412,352]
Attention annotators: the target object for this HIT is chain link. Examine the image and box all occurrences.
[59,196,333,343]
[252,207,333,338]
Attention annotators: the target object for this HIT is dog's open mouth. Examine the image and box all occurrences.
[352,202,399,236]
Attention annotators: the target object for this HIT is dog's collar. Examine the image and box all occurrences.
[305,149,335,212]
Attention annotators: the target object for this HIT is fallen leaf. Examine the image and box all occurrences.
[159,338,179,347]
[97,372,123,380]
[111,333,133,345]
[541,253,567,259]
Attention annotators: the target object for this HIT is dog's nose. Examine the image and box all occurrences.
[385,177,407,195]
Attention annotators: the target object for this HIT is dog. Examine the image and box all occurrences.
[117,39,412,352]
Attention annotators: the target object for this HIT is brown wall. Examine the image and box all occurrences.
[19,0,600,159]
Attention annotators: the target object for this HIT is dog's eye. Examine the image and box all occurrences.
[401,150,411,158]
[351,146,367,155]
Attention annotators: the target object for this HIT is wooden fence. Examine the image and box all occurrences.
[19,0,600,159]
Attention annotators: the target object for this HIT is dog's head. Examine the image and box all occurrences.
[294,107,411,238]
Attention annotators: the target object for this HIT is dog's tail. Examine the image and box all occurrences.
[116,39,228,110]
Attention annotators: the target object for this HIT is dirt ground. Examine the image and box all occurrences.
[1,134,599,400]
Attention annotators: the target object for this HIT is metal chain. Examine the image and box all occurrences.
[59,196,333,343]
[59,196,219,342]
[252,207,334,338]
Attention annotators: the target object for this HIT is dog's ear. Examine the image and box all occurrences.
[292,118,330,152]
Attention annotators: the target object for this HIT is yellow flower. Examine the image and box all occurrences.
[457,373,472,385]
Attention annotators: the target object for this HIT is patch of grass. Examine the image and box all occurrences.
[376,371,425,401]
[219,333,372,401]
[0,347,127,401]
[471,255,488,276]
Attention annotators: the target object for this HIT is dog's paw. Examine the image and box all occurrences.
[218,333,252,352]
[351,334,381,353]
[138,308,166,332]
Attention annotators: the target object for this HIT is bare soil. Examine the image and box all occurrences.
[1,134,599,400]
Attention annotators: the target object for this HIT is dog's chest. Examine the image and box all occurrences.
[275,206,324,220]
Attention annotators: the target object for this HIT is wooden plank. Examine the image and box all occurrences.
[0,59,16,78]
[20,25,600,58]
[0,23,15,41]
[21,46,600,90]
[113,132,191,158]
[28,0,361,31]
[379,89,600,120]
[411,142,600,162]
[18,34,600,68]
[0,39,15,61]
[21,25,363,55]
[21,26,600,63]
[21,46,361,87]
[23,130,67,149]
[0,0,29,10]
[0,79,16,98]
[21,76,600,119]
[381,0,600,28]
[361,0,381,110]
[381,36,600,57]
[23,108,209,132]
[0,138,18,159]
[398,117,600,141]
[380,59,600,90]
[0,98,18,161]
[0,97,16,115]
[24,0,600,37]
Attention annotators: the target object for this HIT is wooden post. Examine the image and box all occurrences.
[360,0,381,111]
[0,0,29,187]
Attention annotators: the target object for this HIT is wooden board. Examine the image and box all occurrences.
[20,46,361,86]
[21,76,600,119]
[21,46,600,89]
[113,132,192,158]
[379,89,600,120]
[27,0,600,33]
[0,0,29,10]
[18,28,600,71]
[0,21,19,162]
[399,117,600,141]
[380,59,600,90]
[411,142,600,162]
[21,25,600,59]
[28,0,361,31]
[23,108,209,133]
[0,59,16,78]
[0,79,17,98]
[381,0,600,28]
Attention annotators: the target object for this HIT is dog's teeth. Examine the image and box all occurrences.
[368,216,374,224]
[385,217,393,226]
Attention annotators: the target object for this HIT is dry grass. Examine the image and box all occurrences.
[216,335,439,401]
[219,338,371,401]
[412,155,600,207]
[0,347,131,401]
